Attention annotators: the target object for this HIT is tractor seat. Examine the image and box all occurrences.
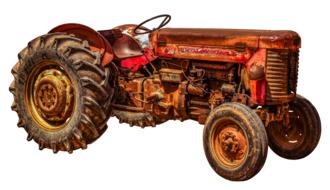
[112,34,144,59]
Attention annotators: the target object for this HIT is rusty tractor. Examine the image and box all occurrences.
[10,15,321,181]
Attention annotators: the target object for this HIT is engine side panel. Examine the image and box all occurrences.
[155,44,252,63]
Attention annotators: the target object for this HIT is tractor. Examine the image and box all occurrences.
[9,14,321,181]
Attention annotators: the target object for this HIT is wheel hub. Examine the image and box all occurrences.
[221,131,241,154]
[212,123,248,168]
[32,68,74,125]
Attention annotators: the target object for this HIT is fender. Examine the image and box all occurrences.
[49,23,114,66]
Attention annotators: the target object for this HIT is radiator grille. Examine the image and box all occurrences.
[288,51,299,93]
[265,49,299,104]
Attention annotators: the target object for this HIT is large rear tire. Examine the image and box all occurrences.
[9,33,115,153]
[203,103,268,181]
[267,95,321,159]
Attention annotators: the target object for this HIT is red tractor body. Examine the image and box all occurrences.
[10,15,320,181]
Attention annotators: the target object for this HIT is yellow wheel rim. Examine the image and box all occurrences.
[25,61,75,131]
[210,118,249,169]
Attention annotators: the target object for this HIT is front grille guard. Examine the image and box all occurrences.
[265,49,299,105]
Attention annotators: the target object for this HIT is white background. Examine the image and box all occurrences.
[0,0,329,189]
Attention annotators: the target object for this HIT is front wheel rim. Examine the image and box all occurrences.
[210,119,249,169]
[268,108,306,150]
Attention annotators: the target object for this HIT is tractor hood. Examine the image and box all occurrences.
[151,28,301,50]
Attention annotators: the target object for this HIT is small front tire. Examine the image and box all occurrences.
[267,95,321,159]
[203,102,268,181]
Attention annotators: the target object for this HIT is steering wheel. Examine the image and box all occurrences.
[133,14,171,35]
